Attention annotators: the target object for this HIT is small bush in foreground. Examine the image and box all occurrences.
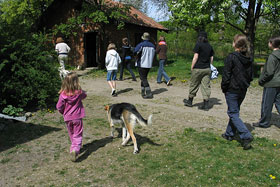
[0,34,61,109]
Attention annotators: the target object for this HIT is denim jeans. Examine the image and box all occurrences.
[259,87,280,127]
[225,91,252,140]
[119,59,136,80]
[157,59,170,83]
[107,70,117,81]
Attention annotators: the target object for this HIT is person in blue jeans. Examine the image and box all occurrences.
[156,36,171,86]
[221,34,254,150]
[253,36,280,128]
[119,37,136,81]
[105,43,121,96]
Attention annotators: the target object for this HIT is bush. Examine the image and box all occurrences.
[0,34,61,110]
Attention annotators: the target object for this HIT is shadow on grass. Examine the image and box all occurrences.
[0,119,61,152]
[115,127,162,153]
[77,137,113,162]
[116,88,133,95]
[77,128,162,160]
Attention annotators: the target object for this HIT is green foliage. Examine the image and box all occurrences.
[2,105,23,117]
[53,1,130,38]
[167,0,280,57]
[0,0,54,29]
[0,33,61,109]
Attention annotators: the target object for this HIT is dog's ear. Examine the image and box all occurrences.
[104,105,110,111]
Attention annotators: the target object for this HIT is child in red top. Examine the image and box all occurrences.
[56,72,87,162]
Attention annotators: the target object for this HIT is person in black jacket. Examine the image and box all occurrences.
[221,34,254,150]
[119,38,136,81]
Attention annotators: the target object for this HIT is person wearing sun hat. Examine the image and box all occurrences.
[134,32,156,99]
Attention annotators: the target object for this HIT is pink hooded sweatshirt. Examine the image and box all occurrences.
[56,90,87,121]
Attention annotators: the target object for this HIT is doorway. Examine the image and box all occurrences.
[84,32,98,67]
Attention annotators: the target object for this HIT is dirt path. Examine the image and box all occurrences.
[80,75,280,141]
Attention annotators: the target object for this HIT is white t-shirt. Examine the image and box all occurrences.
[55,42,70,54]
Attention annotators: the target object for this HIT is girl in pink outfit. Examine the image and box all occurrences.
[56,72,87,162]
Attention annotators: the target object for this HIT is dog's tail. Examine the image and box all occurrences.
[132,108,152,127]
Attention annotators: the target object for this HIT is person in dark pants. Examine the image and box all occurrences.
[183,31,214,110]
[221,34,254,150]
[134,32,155,99]
[119,38,136,81]
[156,36,171,85]
[253,36,280,128]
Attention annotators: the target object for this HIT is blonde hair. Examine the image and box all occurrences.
[59,72,82,95]
[107,43,116,51]
[56,37,64,43]
[233,34,250,54]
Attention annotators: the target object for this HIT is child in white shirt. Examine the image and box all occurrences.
[105,43,121,96]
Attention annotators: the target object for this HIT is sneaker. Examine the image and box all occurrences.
[221,133,233,141]
[70,150,77,162]
[166,79,171,86]
[111,89,116,96]
[241,137,253,150]
[253,123,270,128]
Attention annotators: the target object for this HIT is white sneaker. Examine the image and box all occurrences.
[111,89,116,96]
[167,79,171,86]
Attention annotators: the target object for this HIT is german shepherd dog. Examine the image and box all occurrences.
[105,103,152,154]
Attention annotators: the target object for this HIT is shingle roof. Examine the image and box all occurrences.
[105,0,168,31]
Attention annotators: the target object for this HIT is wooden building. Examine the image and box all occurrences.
[39,0,168,68]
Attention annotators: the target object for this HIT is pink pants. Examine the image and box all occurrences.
[66,119,83,154]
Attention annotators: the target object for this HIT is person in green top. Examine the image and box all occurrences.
[253,36,280,128]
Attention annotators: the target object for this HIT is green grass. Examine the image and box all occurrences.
[87,56,262,82]
[129,128,280,186]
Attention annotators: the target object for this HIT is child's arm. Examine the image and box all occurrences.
[56,94,65,114]
[80,90,87,100]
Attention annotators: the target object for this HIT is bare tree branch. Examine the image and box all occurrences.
[225,20,245,34]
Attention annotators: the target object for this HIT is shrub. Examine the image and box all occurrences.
[0,33,61,110]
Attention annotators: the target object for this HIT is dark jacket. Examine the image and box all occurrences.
[221,51,253,93]
[156,41,167,60]
[259,49,280,87]
[121,44,133,61]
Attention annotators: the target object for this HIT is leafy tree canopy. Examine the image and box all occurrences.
[168,0,280,57]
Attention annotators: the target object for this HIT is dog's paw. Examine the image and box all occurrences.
[133,150,139,154]
[121,142,127,146]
